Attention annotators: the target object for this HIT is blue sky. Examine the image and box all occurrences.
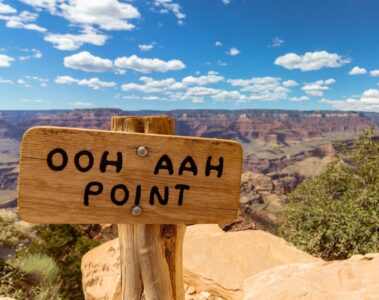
[0,0,379,111]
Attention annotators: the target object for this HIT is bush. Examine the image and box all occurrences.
[0,209,36,249]
[281,126,379,260]
[27,224,100,300]
[11,253,59,284]
[0,254,61,300]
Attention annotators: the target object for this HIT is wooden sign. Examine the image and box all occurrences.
[18,126,242,224]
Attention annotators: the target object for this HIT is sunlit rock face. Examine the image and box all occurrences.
[243,254,379,300]
[81,225,319,300]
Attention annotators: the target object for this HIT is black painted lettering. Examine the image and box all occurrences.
[111,184,129,206]
[150,186,169,205]
[154,154,173,175]
[175,184,190,206]
[178,156,198,176]
[47,148,68,171]
[205,156,224,178]
[134,185,142,206]
[83,182,103,206]
[74,150,94,172]
[100,151,122,173]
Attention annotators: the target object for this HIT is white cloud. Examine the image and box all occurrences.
[226,47,240,56]
[180,86,246,103]
[20,0,57,13]
[121,95,140,100]
[120,73,247,103]
[17,79,32,87]
[120,73,298,103]
[115,55,185,73]
[0,77,13,84]
[0,54,14,67]
[24,75,49,86]
[290,96,309,102]
[217,60,228,66]
[320,89,379,112]
[182,71,224,85]
[222,0,231,5]
[55,75,116,90]
[55,75,77,84]
[121,72,223,94]
[121,76,185,93]
[152,0,186,25]
[370,70,379,77]
[64,51,114,72]
[211,90,246,102]
[275,51,351,71]
[21,98,50,103]
[0,11,47,32]
[69,101,93,107]
[59,0,140,31]
[138,44,154,52]
[302,78,336,97]
[18,48,42,60]
[215,41,222,47]
[349,66,367,75]
[44,28,108,51]
[282,80,298,87]
[228,77,290,101]
[143,96,159,101]
[0,1,16,14]
[269,37,284,48]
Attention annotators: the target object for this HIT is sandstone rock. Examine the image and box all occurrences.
[81,239,121,300]
[81,225,318,300]
[183,225,319,300]
[0,297,17,300]
[187,286,196,295]
[243,253,379,300]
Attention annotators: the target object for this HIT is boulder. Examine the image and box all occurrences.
[81,239,121,300]
[183,225,319,299]
[243,254,379,300]
[81,225,318,300]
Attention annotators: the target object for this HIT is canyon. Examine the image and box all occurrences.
[0,109,377,229]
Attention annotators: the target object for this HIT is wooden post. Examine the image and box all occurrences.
[112,116,186,300]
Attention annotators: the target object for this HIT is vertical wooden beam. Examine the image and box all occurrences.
[112,117,144,300]
[112,116,185,300]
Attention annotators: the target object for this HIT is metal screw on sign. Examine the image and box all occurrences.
[131,205,143,216]
[137,146,148,157]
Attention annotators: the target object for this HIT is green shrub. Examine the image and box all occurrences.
[0,255,61,300]
[11,253,59,284]
[27,224,100,300]
[281,126,379,260]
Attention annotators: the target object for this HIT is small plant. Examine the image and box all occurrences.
[0,254,61,300]
[10,253,59,284]
[0,209,36,249]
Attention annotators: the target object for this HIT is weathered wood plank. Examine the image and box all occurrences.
[18,126,242,224]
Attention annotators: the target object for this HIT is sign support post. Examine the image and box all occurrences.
[112,116,185,300]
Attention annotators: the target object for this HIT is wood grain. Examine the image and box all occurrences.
[18,125,242,224]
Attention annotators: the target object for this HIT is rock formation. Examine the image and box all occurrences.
[243,253,379,300]
[81,225,319,300]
